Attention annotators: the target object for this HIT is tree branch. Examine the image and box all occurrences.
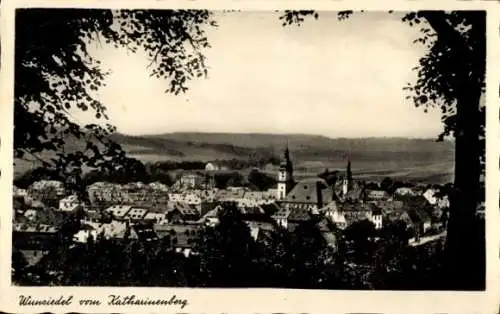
[20,149,54,168]
[147,44,166,69]
[419,11,472,54]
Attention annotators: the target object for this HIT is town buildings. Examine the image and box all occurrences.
[12,148,452,272]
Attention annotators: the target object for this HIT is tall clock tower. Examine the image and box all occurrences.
[277,144,294,201]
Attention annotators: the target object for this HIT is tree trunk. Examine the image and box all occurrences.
[443,11,485,290]
[444,88,484,290]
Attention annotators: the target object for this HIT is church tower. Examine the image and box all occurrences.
[342,158,352,196]
[277,143,294,201]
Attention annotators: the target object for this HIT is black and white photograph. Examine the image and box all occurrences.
[5,2,491,298]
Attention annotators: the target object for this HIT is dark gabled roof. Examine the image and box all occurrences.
[343,212,371,224]
[386,210,413,226]
[146,204,169,214]
[20,249,48,267]
[395,194,431,207]
[288,207,311,221]
[201,201,219,212]
[167,202,199,217]
[339,202,377,212]
[238,205,265,215]
[79,223,96,231]
[215,188,246,199]
[375,200,405,213]
[153,224,201,248]
[285,178,332,204]
[344,187,366,201]
[260,203,281,216]
[132,224,159,241]
[272,207,290,219]
[406,207,431,224]
[319,201,339,213]
[154,224,201,236]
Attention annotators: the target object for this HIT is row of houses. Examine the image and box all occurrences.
[14,181,443,241]
[87,183,277,208]
[14,181,278,217]
[272,197,433,238]
[99,200,281,226]
[12,194,439,269]
[75,213,337,257]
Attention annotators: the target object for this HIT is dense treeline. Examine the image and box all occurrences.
[14,167,64,189]
[13,204,482,289]
[14,157,279,191]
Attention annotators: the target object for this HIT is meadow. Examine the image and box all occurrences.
[14,132,455,184]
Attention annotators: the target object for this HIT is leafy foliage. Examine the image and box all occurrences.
[15,9,216,185]
[213,171,245,189]
[281,10,485,173]
[344,220,376,264]
[195,203,255,287]
[15,205,452,290]
[279,9,485,290]
[318,169,339,186]
[247,169,277,191]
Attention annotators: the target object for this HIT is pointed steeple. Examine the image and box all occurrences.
[342,152,353,196]
[346,159,352,183]
[280,141,293,175]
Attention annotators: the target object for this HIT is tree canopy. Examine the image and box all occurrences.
[280,9,486,289]
[13,9,486,290]
[15,9,217,182]
[280,10,485,171]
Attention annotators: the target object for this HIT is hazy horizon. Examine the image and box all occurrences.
[120,130,453,141]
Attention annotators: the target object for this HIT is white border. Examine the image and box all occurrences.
[1,1,499,313]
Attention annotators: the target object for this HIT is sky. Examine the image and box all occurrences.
[78,11,443,138]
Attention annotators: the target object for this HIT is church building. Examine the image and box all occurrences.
[276,144,295,201]
[334,158,366,202]
[275,145,333,212]
[276,146,365,210]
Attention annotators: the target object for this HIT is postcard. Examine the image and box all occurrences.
[0,0,499,313]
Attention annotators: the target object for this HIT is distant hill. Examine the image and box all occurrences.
[125,132,454,158]
[14,132,455,183]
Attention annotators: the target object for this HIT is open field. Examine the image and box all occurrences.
[14,132,455,184]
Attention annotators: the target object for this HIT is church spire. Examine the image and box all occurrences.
[342,152,353,196]
[346,158,352,183]
[281,141,293,174]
